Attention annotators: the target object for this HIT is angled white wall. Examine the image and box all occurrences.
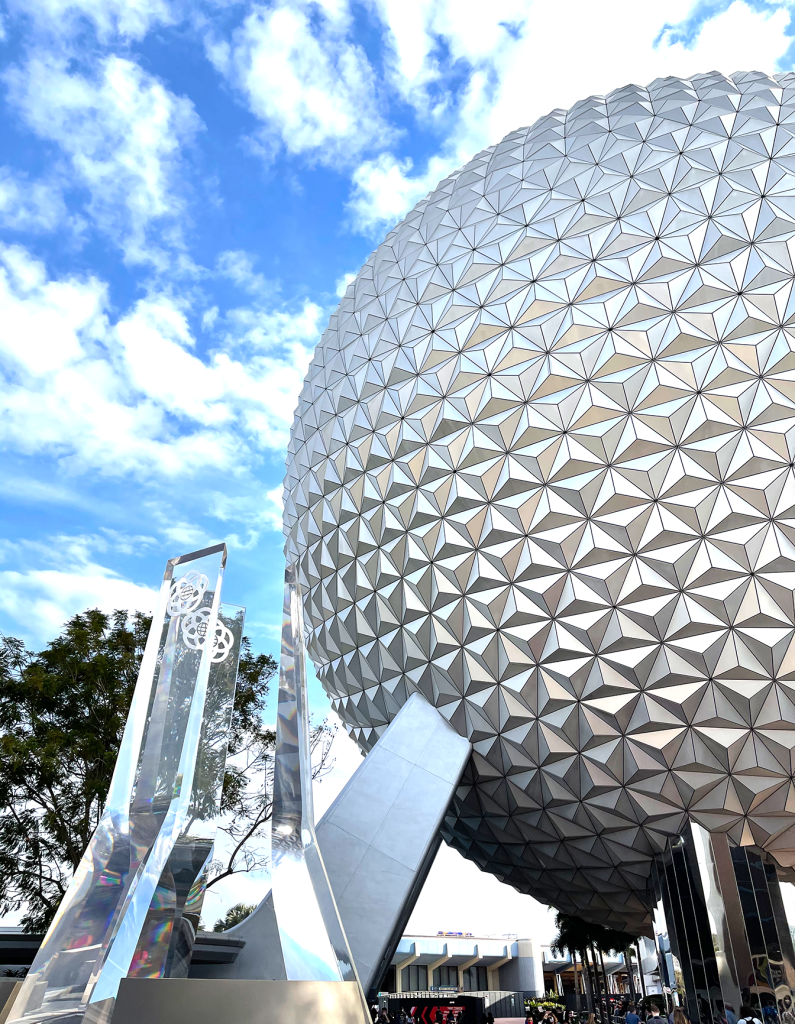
[193,692,471,995]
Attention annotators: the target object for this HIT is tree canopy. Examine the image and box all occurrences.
[0,608,278,932]
[213,902,256,932]
[550,911,639,957]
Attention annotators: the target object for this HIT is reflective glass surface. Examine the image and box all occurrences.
[6,545,243,1024]
[271,563,357,984]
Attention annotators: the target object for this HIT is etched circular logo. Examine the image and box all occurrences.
[182,608,233,663]
[167,570,208,616]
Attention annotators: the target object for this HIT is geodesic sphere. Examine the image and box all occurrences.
[284,71,795,931]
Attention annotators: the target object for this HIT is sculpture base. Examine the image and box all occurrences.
[110,978,370,1024]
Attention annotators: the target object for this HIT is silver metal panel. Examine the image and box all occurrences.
[284,70,795,930]
[0,984,21,1024]
[690,824,742,1010]
[188,893,284,982]
[310,693,471,992]
[709,833,755,996]
[200,692,471,993]
[334,844,424,987]
[324,748,414,847]
[767,864,795,992]
[271,564,357,984]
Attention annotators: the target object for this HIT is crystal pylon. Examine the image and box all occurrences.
[271,562,358,983]
[7,544,243,1024]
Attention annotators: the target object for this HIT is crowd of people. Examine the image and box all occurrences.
[614,1000,786,1024]
[523,1001,784,1024]
[374,1011,495,1024]
[374,999,783,1024]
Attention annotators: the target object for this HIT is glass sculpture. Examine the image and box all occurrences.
[7,544,243,1024]
[271,563,358,983]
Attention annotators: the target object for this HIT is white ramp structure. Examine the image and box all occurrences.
[194,692,471,994]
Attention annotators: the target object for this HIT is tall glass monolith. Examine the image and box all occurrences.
[6,544,244,1024]
[271,563,358,984]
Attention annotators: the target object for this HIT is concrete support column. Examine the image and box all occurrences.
[395,951,418,994]
[486,956,510,992]
[457,952,480,991]
[426,950,451,989]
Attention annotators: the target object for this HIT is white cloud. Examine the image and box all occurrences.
[3,476,101,510]
[0,249,198,476]
[4,54,201,264]
[0,532,157,568]
[213,299,320,448]
[0,243,108,375]
[351,0,795,233]
[0,567,156,645]
[217,250,272,297]
[202,305,220,331]
[369,0,530,112]
[479,0,792,146]
[5,0,174,41]
[207,1,393,165]
[0,245,321,478]
[143,508,215,551]
[0,533,157,645]
[262,485,284,532]
[207,485,284,534]
[115,296,235,428]
[348,150,454,235]
[223,294,323,350]
[335,271,357,297]
[0,168,74,234]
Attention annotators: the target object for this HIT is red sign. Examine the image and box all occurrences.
[410,1005,467,1023]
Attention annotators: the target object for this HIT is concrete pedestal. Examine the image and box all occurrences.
[111,978,370,1024]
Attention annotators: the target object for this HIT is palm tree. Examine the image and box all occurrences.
[550,914,594,1017]
[598,925,642,1006]
[550,914,641,1021]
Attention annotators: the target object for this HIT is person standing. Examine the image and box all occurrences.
[738,1006,763,1024]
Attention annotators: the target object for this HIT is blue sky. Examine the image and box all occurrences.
[3,0,795,685]
[3,0,795,933]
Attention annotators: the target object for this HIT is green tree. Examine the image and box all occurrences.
[551,913,641,1016]
[0,608,323,933]
[0,610,148,932]
[551,913,593,1014]
[212,902,257,932]
[206,706,334,894]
